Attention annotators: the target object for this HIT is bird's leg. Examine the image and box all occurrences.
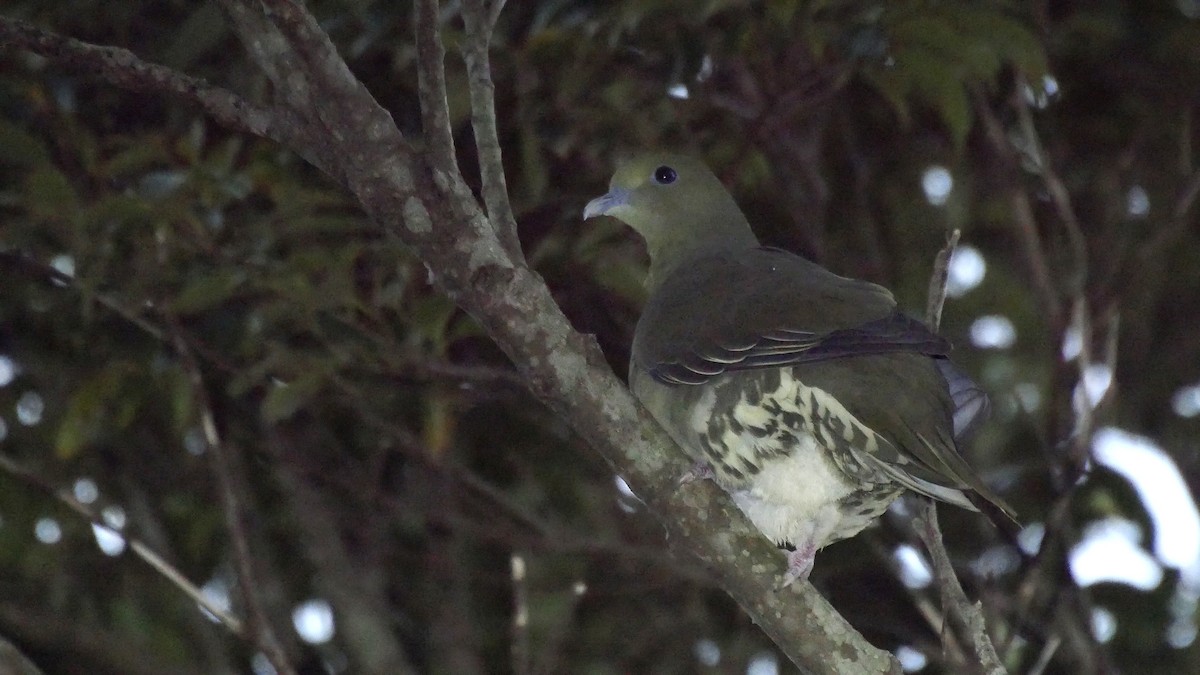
[677,462,715,487]
[779,540,818,587]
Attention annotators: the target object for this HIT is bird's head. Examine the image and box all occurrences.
[583,154,756,272]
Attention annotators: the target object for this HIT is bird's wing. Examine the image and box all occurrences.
[797,353,1015,520]
[632,246,1012,520]
[634,247,950,386]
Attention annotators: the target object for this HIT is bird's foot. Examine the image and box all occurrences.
[779,543,817,588]
[677,462,715,487]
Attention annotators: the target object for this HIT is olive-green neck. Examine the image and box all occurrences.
[641,205,759,289]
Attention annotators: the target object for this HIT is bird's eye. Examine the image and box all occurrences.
[653,165,678,185]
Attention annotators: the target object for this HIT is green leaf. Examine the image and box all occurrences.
[85,194,154,230]
[890,16,966,60]
[261,373,325,423]
[871,49,973,149]
[860,66,913,127]
[170,270,247,314]
[54,414,90,461]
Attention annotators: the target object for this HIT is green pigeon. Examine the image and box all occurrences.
[584,153,1014,585]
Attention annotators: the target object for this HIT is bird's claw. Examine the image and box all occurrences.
[778,545,817,588]
[677,462,715,487]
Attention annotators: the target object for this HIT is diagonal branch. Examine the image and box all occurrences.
[487,0,508,30]
[0,15,285,141]
[462,0,523,260]
[0,633,45,675]
[1119,163,1200,295]
[0,453,244,636]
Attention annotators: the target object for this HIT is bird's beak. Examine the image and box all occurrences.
[583,186,631,220]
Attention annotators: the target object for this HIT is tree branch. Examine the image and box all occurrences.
[972,87,1063,326]
[1013,74,1088,298]
[924,229,960,329]
[0,15,284,142]
[415,0,459,177]
[916,230,1006,675]
[0,631,46,675]
[170,325,297,675]
[0,453,245,636]
[269,433,420,675]
[1117,161,1200,298]
[461,0,523,260]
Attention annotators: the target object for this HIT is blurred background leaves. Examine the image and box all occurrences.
[2,0,1200,673]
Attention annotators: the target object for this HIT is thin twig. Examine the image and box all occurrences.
[461,0,523,260]
[971,87,1063,325]
[311,381,712,578]
[389,359,527,389]
[1123,165,1200,283]
[256,0,375,112]
[268,434,421,675]
[169,323,297,675]
[1013,74,1088,297]
[1027,629,1062,675]
[211,0,299,105]
[916,230,1006,675]
[925,229,961,328]
[0,15,281,140]
[0,453,245,635]
[0,251,165,341]
[915,503,1005,675]
[866,535,967,666]
[415,0,459,176]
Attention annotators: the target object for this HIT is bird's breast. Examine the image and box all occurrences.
[728,439,899,548]
[675,367,905,547]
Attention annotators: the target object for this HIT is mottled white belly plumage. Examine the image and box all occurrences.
[729,434,886,552]
[682,368,902,552]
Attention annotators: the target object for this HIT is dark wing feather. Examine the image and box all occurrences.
[636,247,950,385]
